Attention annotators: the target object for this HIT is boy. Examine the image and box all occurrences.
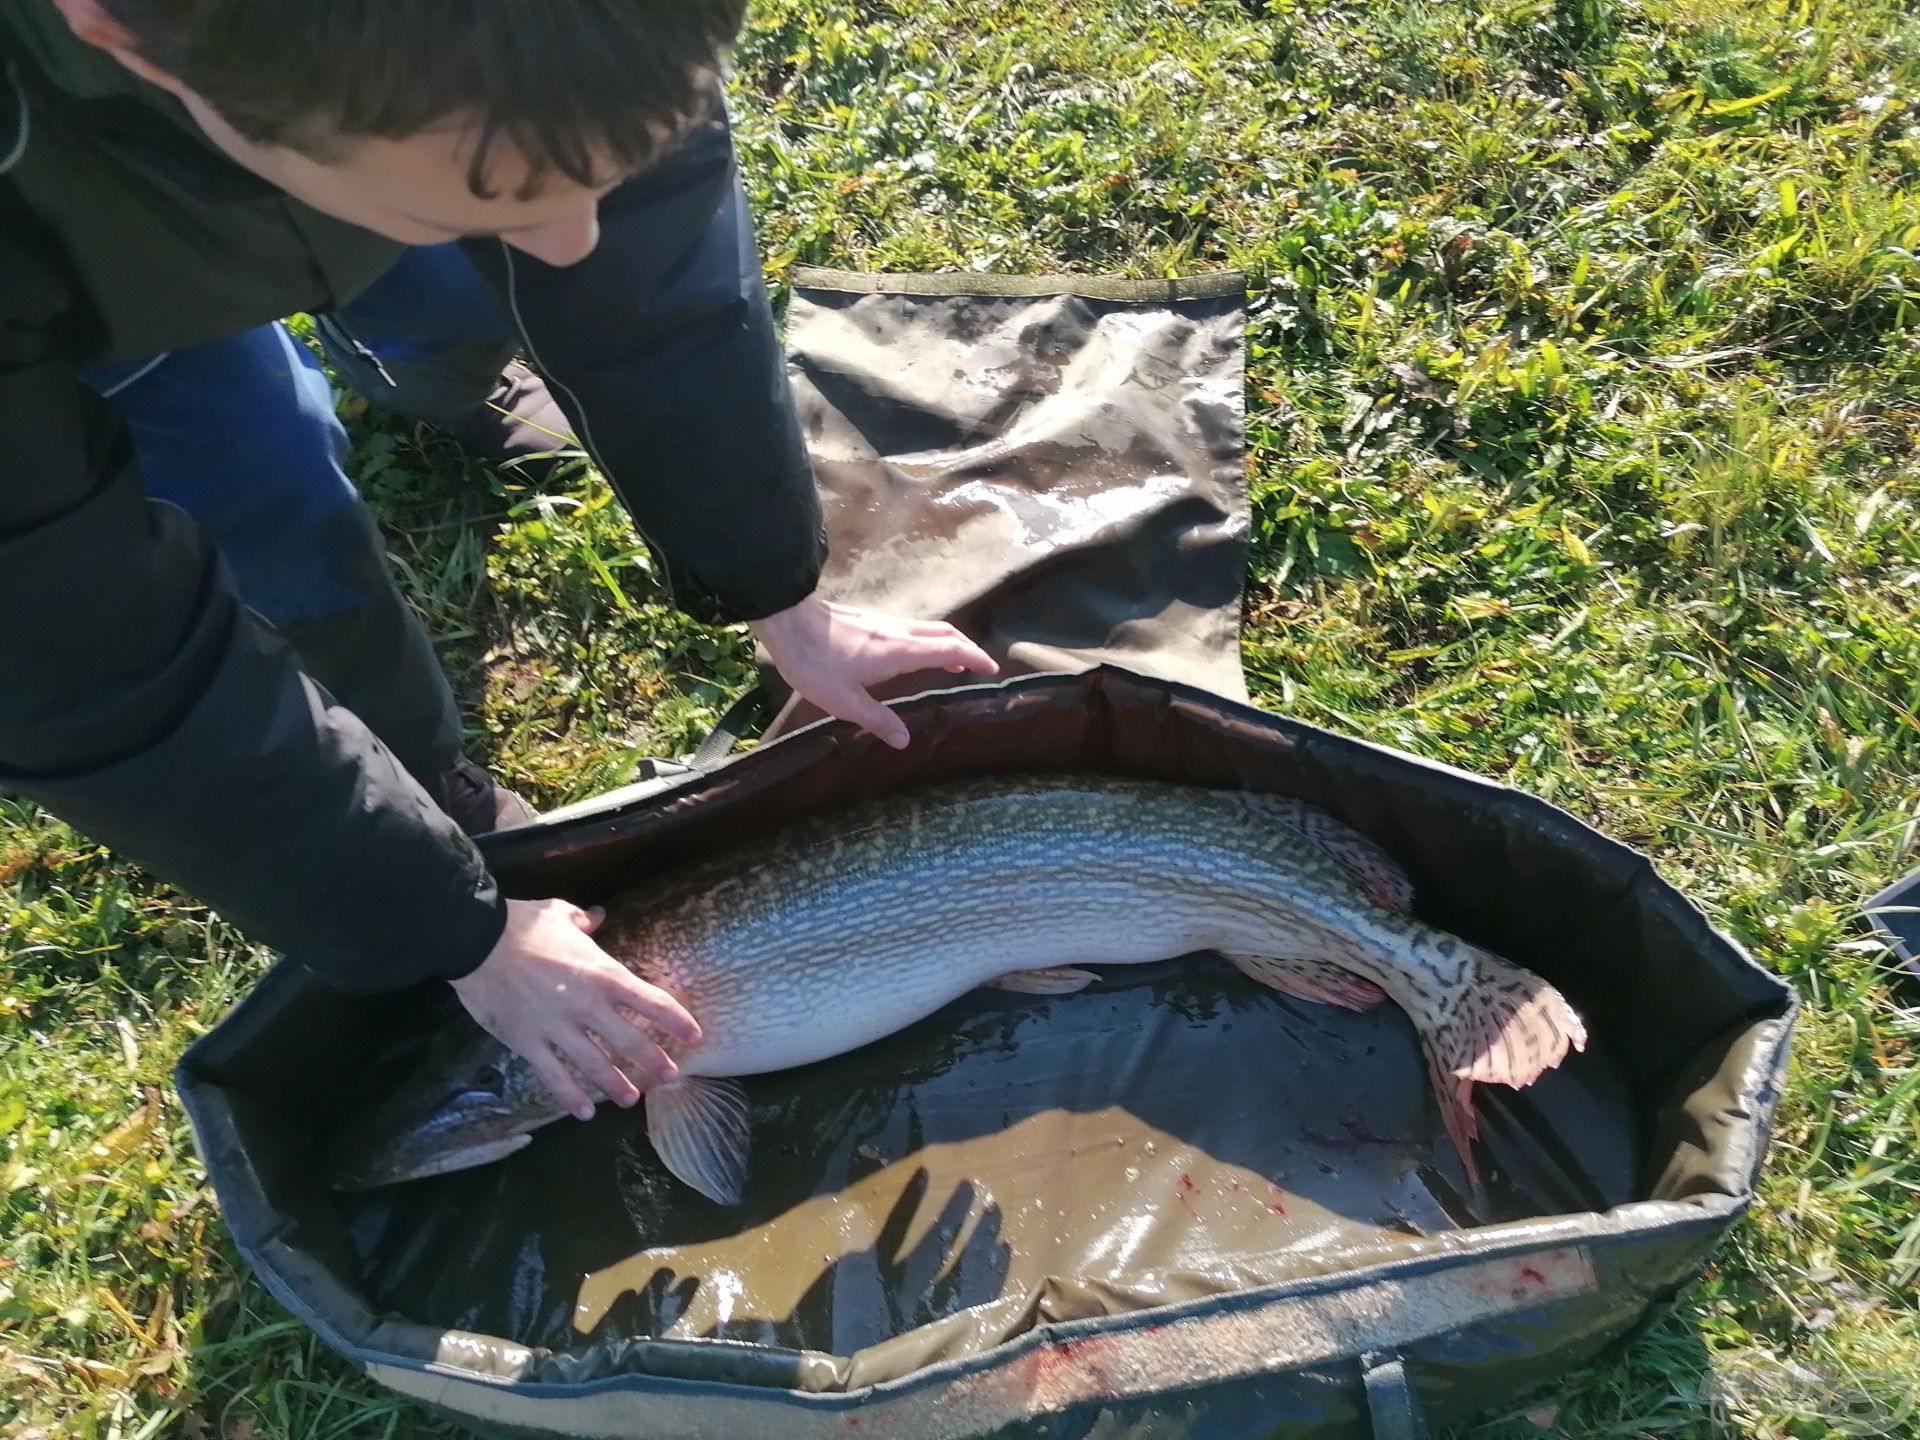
[0,0,994,1117]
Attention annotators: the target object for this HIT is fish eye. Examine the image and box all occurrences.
[451,1083,513,1115]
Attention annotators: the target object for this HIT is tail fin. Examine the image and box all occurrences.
[1425,1057,1480,1184]
[1424,946,1587,1182]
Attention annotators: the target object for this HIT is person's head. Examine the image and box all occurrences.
[50,0,747,265]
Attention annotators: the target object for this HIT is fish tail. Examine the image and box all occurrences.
[1425,1054,1482,1185]
[1421,944,1587,1175]
[1441,946,1589,1087]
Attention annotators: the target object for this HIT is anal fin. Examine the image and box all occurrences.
[646,1076,752,1205]
[990,965,1100,995]
[1223,952,1387,1011]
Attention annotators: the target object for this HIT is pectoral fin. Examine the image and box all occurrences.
[646,1077,752,1205]
[990,966,1101,995]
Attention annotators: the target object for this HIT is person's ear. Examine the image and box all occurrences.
[48,0,192,97]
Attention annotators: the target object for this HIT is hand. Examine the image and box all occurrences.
[450,898,703,1122]
[750,595,999,749]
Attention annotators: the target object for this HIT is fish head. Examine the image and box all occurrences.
[325,1028,557,1191]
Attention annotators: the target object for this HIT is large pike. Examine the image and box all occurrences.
[329,776,1586,1201]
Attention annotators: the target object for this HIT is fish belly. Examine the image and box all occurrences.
[685,895,1231,1078]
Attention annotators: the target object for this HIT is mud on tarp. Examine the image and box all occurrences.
[175,272,1795,1440]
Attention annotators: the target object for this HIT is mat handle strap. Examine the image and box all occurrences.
[1361,1350,1429,1440]
[688,683,776,769]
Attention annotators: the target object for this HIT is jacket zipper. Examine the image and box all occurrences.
[1,61,31,175]
[497,240,680,611]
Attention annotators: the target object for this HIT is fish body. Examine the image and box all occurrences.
[329,776,1585,1201]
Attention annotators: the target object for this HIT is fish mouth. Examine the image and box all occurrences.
[327,1122,536,1191]
[327,1146,422,1193]
[325,1085,535,1191]
[324,1044,536,1192]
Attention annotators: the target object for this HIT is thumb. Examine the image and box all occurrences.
[574,904,606,935]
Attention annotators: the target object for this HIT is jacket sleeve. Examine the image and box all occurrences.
[461,91,827,626]
[0,217,506,993]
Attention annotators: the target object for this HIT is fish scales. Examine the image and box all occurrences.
[330,776,1586,1200]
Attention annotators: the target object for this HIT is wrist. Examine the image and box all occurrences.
[747,591,818,636]
[435,889,511,986]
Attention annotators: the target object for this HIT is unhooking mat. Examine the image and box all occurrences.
[176,270,1795,1440]
[758,268,1252,737]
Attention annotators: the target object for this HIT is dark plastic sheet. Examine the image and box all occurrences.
[340,955,1634,1390]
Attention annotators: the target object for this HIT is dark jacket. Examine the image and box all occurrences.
[0,2,826,990]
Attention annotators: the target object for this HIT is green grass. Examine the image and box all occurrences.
[7,0,1920,1433]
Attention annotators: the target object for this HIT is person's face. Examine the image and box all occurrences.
[52,0,640,266]
[179,101,623,267]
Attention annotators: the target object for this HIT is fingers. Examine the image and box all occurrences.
[762,603,999,748]
[586,1002,680,1088]
[905,620,998,673]
[820,682,911,750]
[455,898,702,1127]
[507,1000,674,1125]
[516,1033,598,1121]
[870,631,996,686]
[805,643,996,750]
[817,625,995,747]
[818,604,997,681]
[932,634,999,676]
[600,966,704,1046]
[550,1028,639,1116]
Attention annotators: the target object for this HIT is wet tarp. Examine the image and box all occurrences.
[175,272,1795,1440]
[756,268,1253,737]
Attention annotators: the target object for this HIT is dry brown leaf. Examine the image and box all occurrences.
[90,1089,161,1169]
[1,1348,55,1384]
